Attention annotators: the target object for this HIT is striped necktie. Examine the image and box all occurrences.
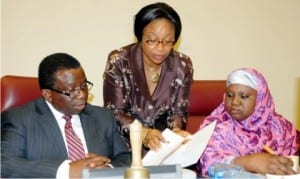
[63,115,85,161]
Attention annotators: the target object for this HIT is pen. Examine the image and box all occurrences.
[105,162,114,168]
[263,145,277,155]
[263,145,299,172]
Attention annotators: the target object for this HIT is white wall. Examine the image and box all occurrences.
[1,0,300,129]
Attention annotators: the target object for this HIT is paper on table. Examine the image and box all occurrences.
[142,128,185,166]
[266,173,300,179]
[142,120,216,167]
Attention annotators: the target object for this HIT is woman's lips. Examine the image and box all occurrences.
[230,108,241,116]
[152,54,165,62]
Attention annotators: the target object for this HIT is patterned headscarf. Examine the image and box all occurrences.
[197,68,298,176]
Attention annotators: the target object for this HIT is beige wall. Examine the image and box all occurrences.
[1,0,300,129]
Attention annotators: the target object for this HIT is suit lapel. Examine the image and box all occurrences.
[36,99,68,158]
[80,110,98,153]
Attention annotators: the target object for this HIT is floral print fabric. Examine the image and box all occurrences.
[197,68,298,176]
[103,43,193,140]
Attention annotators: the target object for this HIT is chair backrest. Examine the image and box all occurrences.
[186,80,226,134]
[1,75,41,112]
[189,80,226,116]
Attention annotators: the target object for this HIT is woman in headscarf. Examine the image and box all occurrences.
[197,68,299,176]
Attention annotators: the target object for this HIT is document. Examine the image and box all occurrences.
[142,120,216,167]
[266,173,300,179]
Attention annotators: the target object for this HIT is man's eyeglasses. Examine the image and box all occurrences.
[48,80,93,97]
[145,39,175,47]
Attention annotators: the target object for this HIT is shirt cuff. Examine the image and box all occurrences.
[56,160,71,179]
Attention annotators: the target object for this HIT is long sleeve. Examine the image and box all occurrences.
[103,48,135,137]
[1,105,65,178]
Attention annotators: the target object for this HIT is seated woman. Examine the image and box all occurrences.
[197,68,299,176]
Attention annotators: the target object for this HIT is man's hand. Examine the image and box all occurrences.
[69,153,111,178]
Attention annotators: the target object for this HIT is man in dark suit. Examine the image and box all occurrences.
[1,53,131,178]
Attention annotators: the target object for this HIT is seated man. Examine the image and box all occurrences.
[1,53,131,178]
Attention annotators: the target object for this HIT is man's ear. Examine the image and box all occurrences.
[41,89,52,102]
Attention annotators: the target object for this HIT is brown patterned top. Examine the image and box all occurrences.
[103,43,193,140]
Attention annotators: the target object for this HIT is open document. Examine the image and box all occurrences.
[142,121,216,167]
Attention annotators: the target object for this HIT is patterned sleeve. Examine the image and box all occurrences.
[168,54,193,130]
[103,51,133,137]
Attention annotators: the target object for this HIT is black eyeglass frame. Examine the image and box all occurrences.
[47,80,93,97]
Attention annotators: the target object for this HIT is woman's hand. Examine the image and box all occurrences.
[142,127,165,151]
[234,153,296,175]
[172,127,191,138]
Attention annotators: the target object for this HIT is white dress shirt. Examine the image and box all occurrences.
[45,101,88,179]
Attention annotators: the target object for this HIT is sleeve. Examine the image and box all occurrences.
[1,110,61,178]
[109,111,131,167]
[168,55,194,130]
[56,160,70,179]
[102,51,134,137]
[199,146,235,176]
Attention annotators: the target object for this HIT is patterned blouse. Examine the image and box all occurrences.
[103,43,193,140]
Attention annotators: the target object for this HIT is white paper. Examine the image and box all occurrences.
[142,121,216,167]
[266,165,300,179]
[142,128,185,165]
[266,173,300,179]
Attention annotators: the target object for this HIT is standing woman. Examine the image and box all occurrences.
[103,2,193,152]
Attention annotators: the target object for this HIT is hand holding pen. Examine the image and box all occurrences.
[84,153,112,169]
[262,145,297,174]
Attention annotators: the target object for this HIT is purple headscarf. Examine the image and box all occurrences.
[197,68,298,176]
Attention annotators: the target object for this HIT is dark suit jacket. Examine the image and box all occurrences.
[1,98,131,178]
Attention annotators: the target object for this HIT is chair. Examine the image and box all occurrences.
[1,75,41,112]
[186,80,226,134]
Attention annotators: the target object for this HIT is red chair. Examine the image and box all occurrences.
[1,75,41,112]
[186,80,226,134]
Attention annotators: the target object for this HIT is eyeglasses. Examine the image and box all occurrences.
[145,39,175,47]
[48,80,93,97]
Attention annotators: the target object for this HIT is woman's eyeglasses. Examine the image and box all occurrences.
[145,39,175,47]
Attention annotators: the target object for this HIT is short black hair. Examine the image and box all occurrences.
[38,53,81,89]
[134,2,182,42]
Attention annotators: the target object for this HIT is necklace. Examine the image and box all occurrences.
[150,72,160,83]
[144,63,161,83]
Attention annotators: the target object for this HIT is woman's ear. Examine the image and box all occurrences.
[41,89,52,102]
